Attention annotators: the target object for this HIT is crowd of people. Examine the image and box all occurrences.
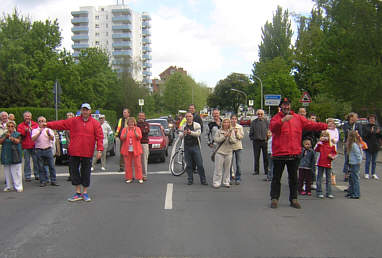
[0,99,381,208]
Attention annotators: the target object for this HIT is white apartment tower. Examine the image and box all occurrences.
[71,4,152,86]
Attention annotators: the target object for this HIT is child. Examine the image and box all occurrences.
[327,118,339,185]
[346,131,363,199]
[263,130,273,181]
[298,138,315,196]
[315,131,337,199]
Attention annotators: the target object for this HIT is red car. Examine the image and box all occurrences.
[148,123,169,162]
[239,116,251,127]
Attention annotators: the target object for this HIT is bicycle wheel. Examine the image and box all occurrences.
[170,150,186,176]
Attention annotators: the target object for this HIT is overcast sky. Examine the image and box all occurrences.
[3,0,315,87]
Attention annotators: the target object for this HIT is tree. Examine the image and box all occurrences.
[162,72,193,114]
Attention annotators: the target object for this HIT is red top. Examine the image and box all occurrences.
[120,126,142,157]
[17,121,39,149]
[47,116,103,158]
[315,141,337,168]
[270,111,327,157]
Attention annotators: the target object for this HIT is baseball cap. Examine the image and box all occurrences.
[279,97,291,107]
[81,103,91,110]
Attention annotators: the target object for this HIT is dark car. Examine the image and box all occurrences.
[148,123,169,162]
[239,116,251,127]
[147,118,174,145]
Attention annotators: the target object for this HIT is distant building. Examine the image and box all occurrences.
[152,66,188,94]
[71,4,152,87]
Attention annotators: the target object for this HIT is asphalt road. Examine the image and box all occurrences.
[1,127,382,258]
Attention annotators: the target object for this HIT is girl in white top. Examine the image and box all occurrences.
[212,118,238,188]
[327,118,339,150]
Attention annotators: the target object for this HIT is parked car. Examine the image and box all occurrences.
[148,123,169,162]
[239,116,251,127]
[326,118,343,128]
[147,118,174,145]
[357,118,369,125]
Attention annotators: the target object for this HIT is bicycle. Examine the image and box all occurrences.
[169,136,186,176]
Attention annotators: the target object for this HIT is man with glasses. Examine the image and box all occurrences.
[249,109,269,175]
[17,111,39,182]
[32,116,58,187]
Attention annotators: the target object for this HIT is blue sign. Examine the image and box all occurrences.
[264,95,281,106]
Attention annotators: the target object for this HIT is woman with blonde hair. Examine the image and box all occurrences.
[212,118,238,188]
[120,117,143,184]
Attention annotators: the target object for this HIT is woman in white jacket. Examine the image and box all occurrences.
[213,118,238,188]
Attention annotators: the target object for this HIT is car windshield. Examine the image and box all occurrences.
[149,126,161,137]
[147,119,168,128]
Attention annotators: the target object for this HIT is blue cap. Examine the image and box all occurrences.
[81,103,91,110]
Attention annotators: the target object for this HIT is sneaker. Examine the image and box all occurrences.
[327,194,334,199]
[25,178,32,182]
[364,174,370,179]
[3,187,12,192]
[223,184,230,188]
[68,193,83,202]
[317,194,324,199]
[82,193,91,202]
[101,167,106,171]
[125,179,133,183]
[143,177,147,181]
[372,174,379,180]
[311,184,317,190]
[235,181,240,185]
[138,179,143,184]
[307,192,312,196]
[91,167,94,171]
[290,199,302,209]
[16,188,23,193]
[300,191,306,195]
[271,199,278,209]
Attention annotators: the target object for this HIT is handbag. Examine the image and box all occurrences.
[11,143,21,164]
[211,140,225,162]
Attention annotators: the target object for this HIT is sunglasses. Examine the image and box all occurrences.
[38,120,45,123]
[7,125,15,128]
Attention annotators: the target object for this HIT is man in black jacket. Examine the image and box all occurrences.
[249,109,269,175]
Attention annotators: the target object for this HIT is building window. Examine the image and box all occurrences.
[106,32,109,36]
[95,24,100,28]
[106,24,108,28]
[95,41,100,46]
[95,15,99,20]
[101,8,104,11]
[106,15,108,20]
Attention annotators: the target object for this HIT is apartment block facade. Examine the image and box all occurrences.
[71,4,152,86]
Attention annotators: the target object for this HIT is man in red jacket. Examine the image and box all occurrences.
[269,97,327,209]
[17,111,39,181]
[45,103,103,202]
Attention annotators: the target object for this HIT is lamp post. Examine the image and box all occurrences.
[231,88,248,115]
[252,75,263,110]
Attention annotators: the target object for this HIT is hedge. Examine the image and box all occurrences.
[0,107,117,128]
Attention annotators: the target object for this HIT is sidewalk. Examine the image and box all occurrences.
[337,142,382,163]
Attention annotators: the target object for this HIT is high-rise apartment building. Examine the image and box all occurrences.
[71,4,152,87]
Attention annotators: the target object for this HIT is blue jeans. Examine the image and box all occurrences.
[365,151,378,175]
[349,164,360,197]
[23,148,39,179]
[184,145,206,183]
[317,166,332,196]
[343,149,349,174]
[231,149,242,181]
[36,148,56,183]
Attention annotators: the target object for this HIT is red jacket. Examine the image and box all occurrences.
[17,121,39,149]
[315,141,337,168]
[120,126,142,157]
[270,111,327,157]
[47,116,103,158]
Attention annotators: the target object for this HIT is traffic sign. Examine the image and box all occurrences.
[248,100,254,106]
[264,94,281,106]
[300,91,312,103]
[138,99,144,106]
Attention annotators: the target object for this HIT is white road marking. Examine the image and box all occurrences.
[52,171,171,177]
[164,183,173,210]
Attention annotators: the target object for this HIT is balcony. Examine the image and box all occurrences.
[142,38,151,44]
[112,33,132,39]
[143,46,152,52]
[71,26,89,32]
[72,52,80,57]
[112,59,130,65]
[143,70,152,76]
[142,54,152,60]
[112,16,131,22]
[113,50,132,56]
[72,43,89,49]
[142,14,151,21]
[143,62,152,68]
[142,29,151,36]
[112,24,132,31]
[143,78,152,84]
[71,35,89,41]
[71,11,88,16]
[112,42,132,48]
[112,9,131,14]
[71,17,89,24]
[142,21,151,28]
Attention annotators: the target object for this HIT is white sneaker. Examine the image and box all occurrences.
[372,174,379,180]
[364,174,369,179]
[91,167,94,171]
[16,188,23,193]
[101,167,106,171]
[311,184,317,190]
[3,187,12,192]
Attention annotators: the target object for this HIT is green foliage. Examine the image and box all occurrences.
[308,94,352,121]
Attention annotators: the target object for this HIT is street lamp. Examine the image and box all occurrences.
[252,75,263,110]
[230,88,248,106]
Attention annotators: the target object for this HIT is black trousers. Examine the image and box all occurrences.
[270,158,299,201]
[253,140,268,174]
[70,156,92,187]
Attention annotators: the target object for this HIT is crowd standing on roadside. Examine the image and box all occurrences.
[0,100,380,210]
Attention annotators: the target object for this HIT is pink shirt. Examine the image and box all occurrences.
[32,128,54,149]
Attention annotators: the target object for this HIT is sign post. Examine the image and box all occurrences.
[248,100,254,107]
[138,98,144,112]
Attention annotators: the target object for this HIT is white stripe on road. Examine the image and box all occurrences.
[52,171,171,177]
[164,183,173,210]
